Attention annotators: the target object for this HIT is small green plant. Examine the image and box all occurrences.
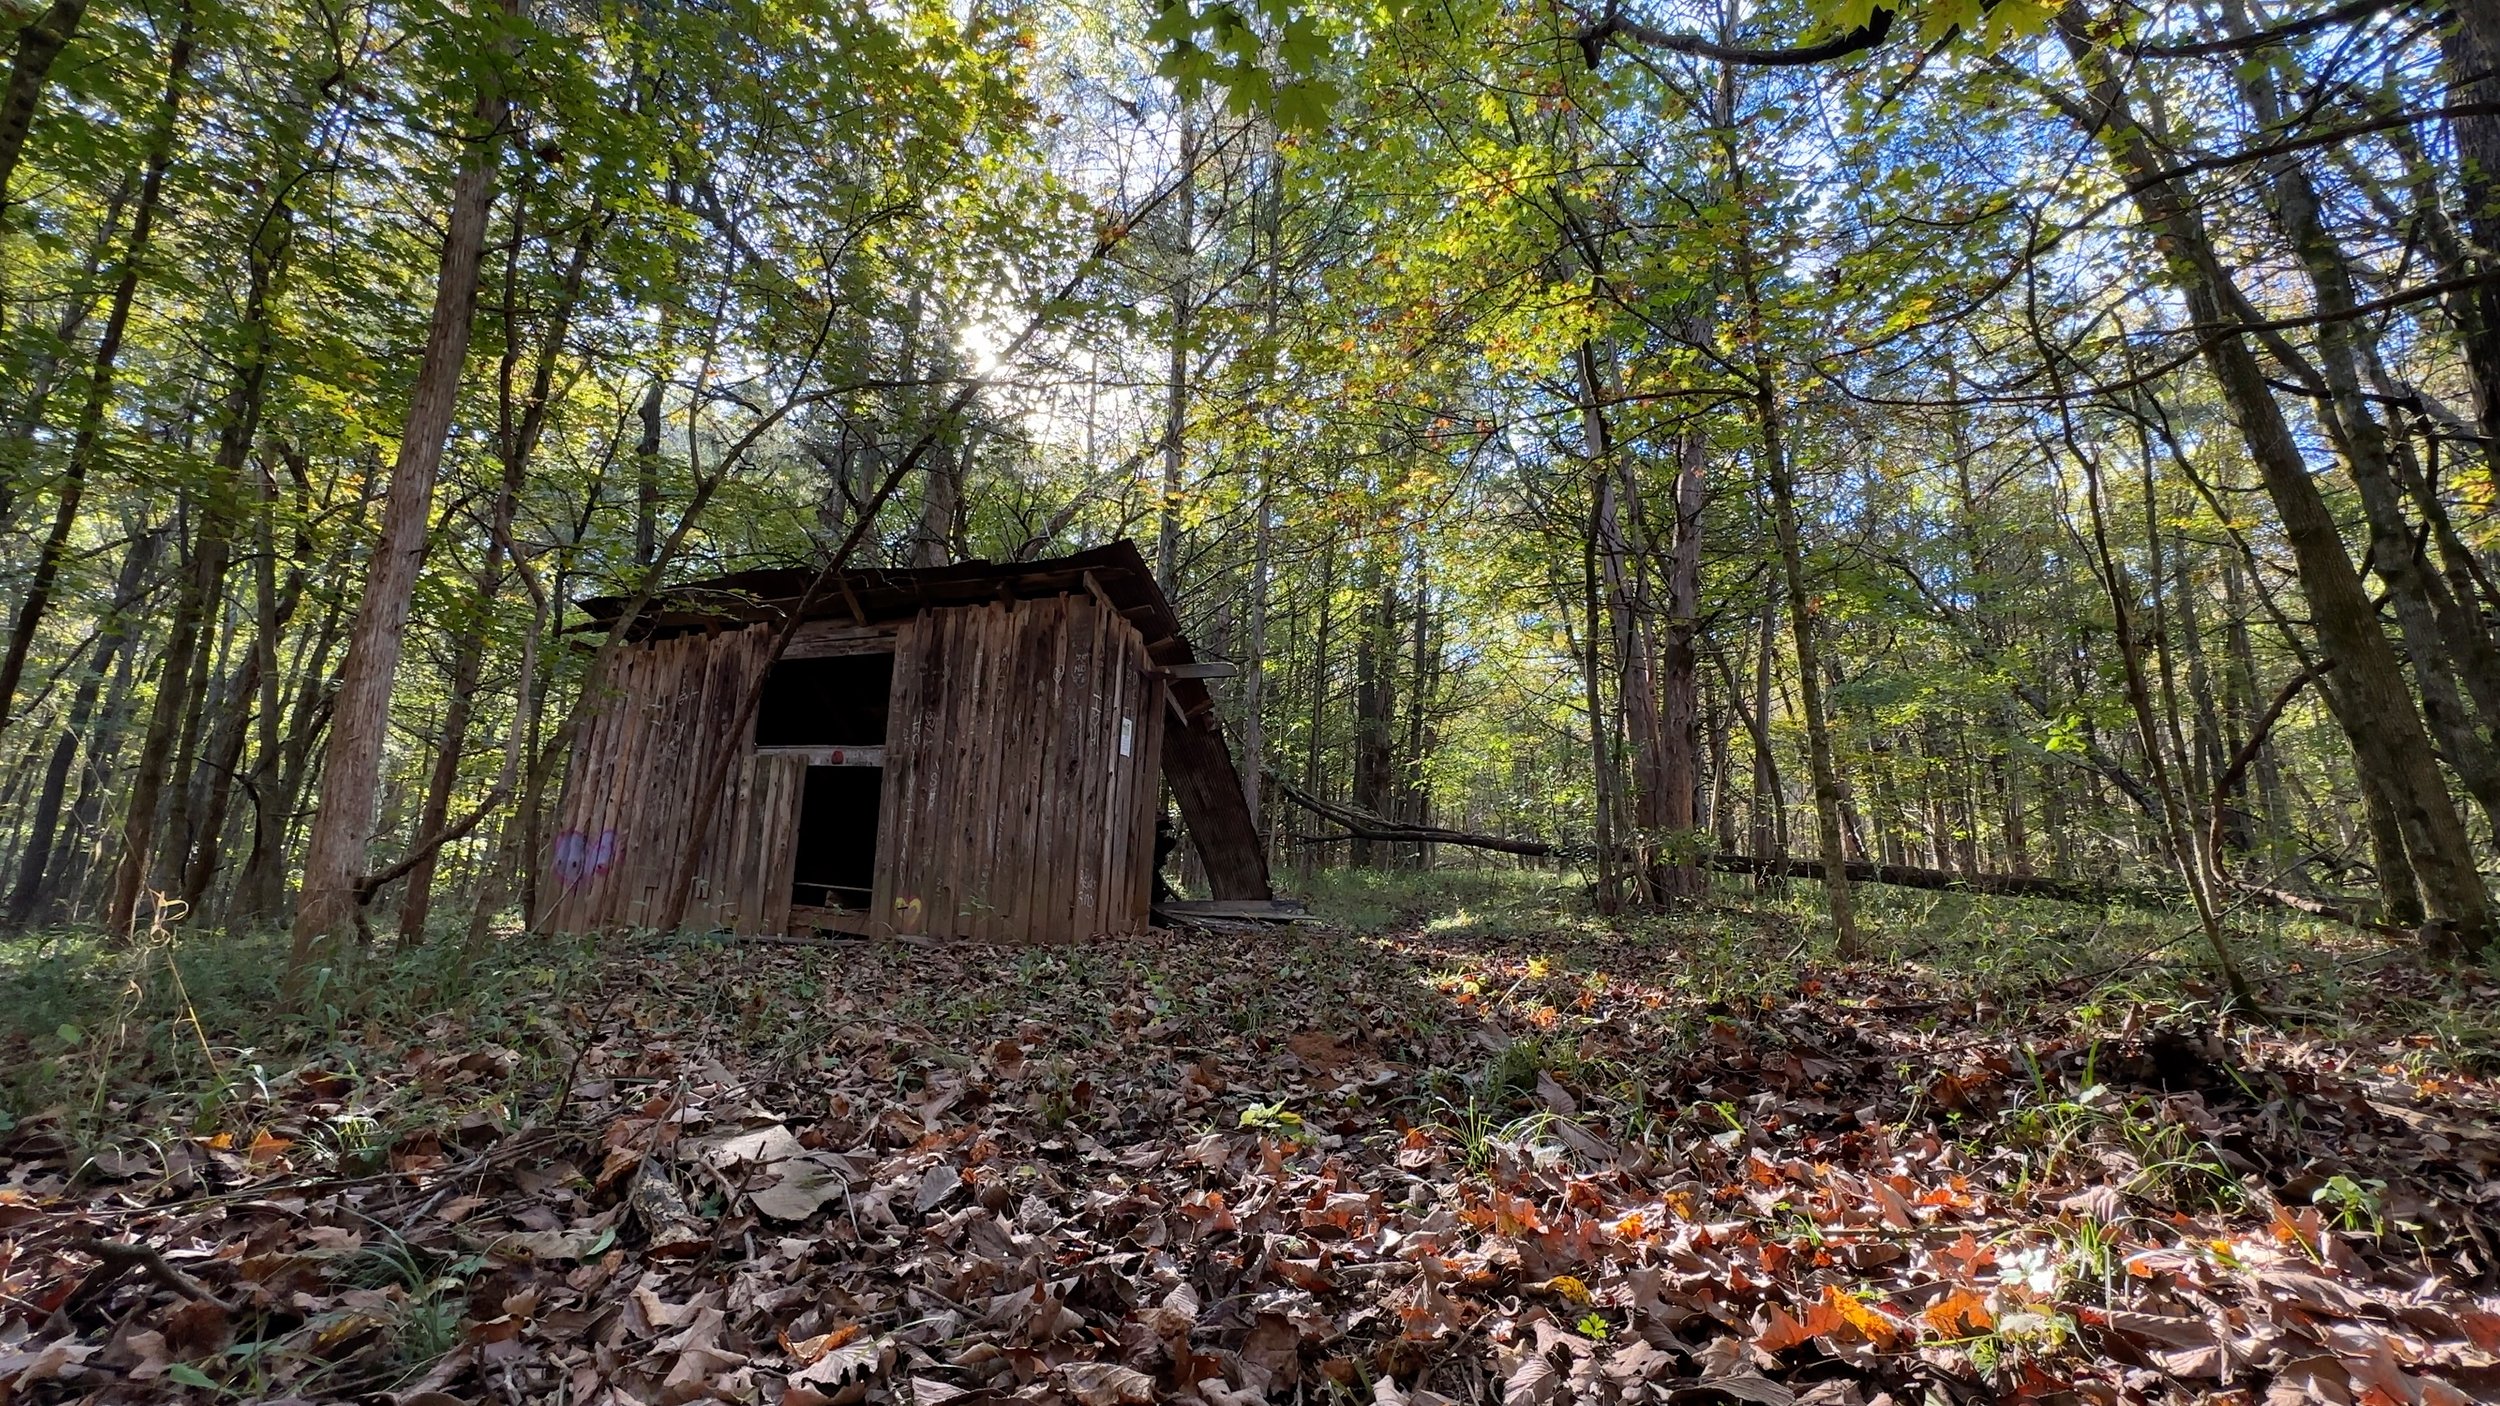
[2051,1214,2128,1301]
[1968,1306,2076,1379]
[1239,1100,1303,1131]
[2312,1174,2387,1235]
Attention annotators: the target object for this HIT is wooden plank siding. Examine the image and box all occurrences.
[873,594,1160,942]
[543,593,1164,942]
[541,626,789,936]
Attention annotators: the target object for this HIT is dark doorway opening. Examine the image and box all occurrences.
[756,653,894,747]
[792,765,882,910]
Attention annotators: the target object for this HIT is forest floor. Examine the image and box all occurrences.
[1,872,2497,1406]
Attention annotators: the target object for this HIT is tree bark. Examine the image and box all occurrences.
[291,0,519,970]
[1656,405,1708,898]
[1576,340,1666,900]
[104,154,284,935]
[0,0,88,223]
[398,200,598,943]
[2070,419,2253,1002]
[178,640,256,916]
[2,524,158,928]
[0,0,193,736]
[2057,8,2493,955]
[1351,540,1397,868]
[2226,29,2500,837]
[1156,112,1196,594]
[2442,0,2500,456]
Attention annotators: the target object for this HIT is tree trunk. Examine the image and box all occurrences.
[1743,340,1857,952]
[104,162,285,936]
[1747,592,1784,884]
[398,202,598,943]
[1301,536,1335,876]
[1401,552,1434,865]
[2058,8,2493,955]
[1157,112,1196,594]
[1656,408,1708,898]
[0,0,193,736]
[1351,541,1397,869]
[291,0,519,969]
[635,375,663,567]
[2442,0,2500,458]
[2,524,158,928]
[2072,423,2253,1001]
[179,639,256,916]
[2227,34,2500,837]
[0,0,88,223]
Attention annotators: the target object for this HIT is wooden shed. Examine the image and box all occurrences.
[539,542,1271,941]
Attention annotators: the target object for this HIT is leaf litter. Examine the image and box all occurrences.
[2,919,2496,1404]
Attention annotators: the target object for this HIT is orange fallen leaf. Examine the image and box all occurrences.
[1922,1288,1994,1339]
[781,1322,864,1367]
[1756,1294,1846,1353]
[1823,1284,1909,1350]
[246,1130,293,1169]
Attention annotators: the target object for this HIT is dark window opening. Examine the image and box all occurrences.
[755,653,893,747]
[792,765,882,910]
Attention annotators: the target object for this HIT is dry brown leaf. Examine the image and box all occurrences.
[1060,1361,1156,1406]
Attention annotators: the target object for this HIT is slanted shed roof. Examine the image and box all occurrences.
[576,541,1272,903]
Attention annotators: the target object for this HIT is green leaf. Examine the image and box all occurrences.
[1239,1100,1303,1130]
[1272,78,1339,135]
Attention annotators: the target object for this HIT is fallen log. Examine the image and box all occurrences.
[1271,777,1554,857]
[1702,851,2172,907]
[1270,772,2390,930]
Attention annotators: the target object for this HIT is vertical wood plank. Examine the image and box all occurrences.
[1033,599,1089,942]
[922,608,978,937]
[1127,665,1170,933]
[869,616,921,935]
[1070,598,1114,936]
[957,604,1009,938]
[1016,599,1071,940]
[1097,623,1139,937]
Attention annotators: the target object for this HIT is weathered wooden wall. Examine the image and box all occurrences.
[539,626,803,936]
[544,596,1165,942]
[873,595,1164,941]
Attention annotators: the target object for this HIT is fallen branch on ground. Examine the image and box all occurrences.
[1270,773,2391,930]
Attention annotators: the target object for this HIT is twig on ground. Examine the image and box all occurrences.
[55,1236,236,1317]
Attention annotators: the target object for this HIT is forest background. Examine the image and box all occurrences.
[0,0,2496,975]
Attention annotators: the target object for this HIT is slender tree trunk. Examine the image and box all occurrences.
[179,639,256,916]
[3,525,157,928]
[1742,345,1857,954]
[1156,112,1196,594]
[1748,593,1783,883]
[2073,429,2253,1002]
[0,0,193,736]
[230,458,327,924]
[291,0,519,969]
[2443,0,2500,456]
[155,584,228,894]
[2217,556,2289,861]
[44,594,144,923]
[397,197,598,943]
[1656,409,1708,899]
[1301,538,1335,876]
[2228,39,2500,837]
[2058,9,2493,955]
[635,376,663,567]
[1351,541,1397,869]
[0,0,88,224]
[1576,340,1666,901]
[104,177,286,936]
